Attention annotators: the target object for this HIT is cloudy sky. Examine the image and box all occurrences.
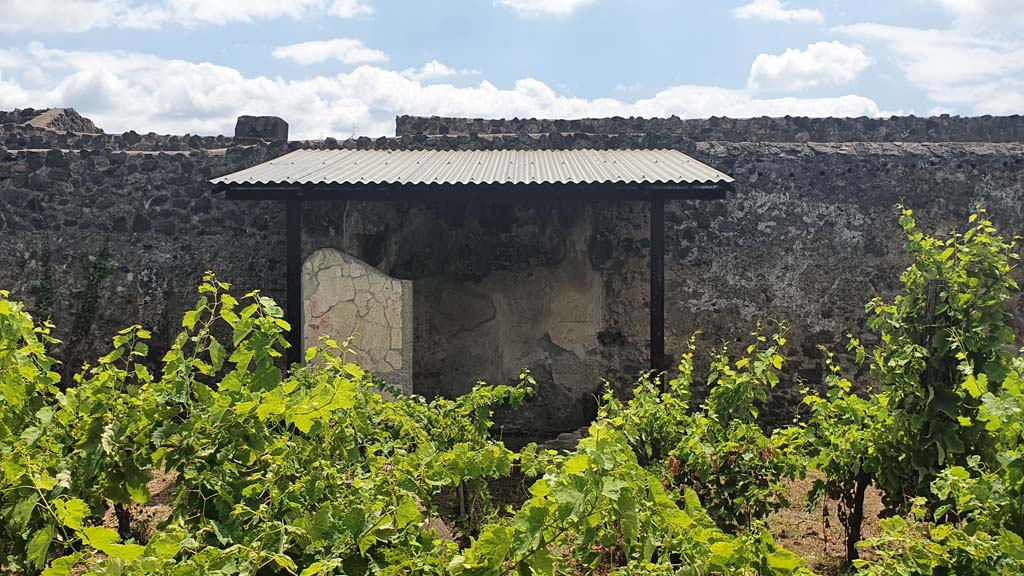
[0,0,1021,138]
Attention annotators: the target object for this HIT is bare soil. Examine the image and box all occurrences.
[767,475,884,575]
[101,467,177,542]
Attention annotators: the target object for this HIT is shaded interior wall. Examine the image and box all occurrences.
[298,200,613,433]
[412,209,606,431]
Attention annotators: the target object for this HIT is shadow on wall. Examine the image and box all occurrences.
[412,209,607,437]
[302,240,606,437]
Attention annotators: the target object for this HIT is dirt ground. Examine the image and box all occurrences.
[101,467,177,541]
[767,476,884,575]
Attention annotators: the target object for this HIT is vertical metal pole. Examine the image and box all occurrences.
[286,197,302,366]
[650,197,666,373]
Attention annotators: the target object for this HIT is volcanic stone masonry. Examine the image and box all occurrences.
[1,108,1023,436]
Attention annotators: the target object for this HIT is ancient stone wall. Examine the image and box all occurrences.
[397,114,1024,143]
[2,109,1022,435]
[0,140,291,377]
[0,108,103,134]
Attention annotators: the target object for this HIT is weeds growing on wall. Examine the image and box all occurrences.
[1,207,1023,575]
[69,242,114,342]
[30,240,55,321]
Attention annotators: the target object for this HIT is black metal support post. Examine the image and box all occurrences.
[650,198,666,373]
[285,197,302,366]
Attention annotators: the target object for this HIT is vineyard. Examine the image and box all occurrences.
[2,206,1023,575]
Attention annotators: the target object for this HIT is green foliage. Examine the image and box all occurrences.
[602,327,804,534]
[670,328,805,533]
[856,355,1024,575]
[1,290,157,571]
[866,206,1018,511]
[799,342,891,561]
[800,206,1024,567]
[451,422,810,576]
[70,242,115,341]
[0,274,516,574]
[856,507,1024,576]
[6,206,1019,575]
[0,290,60,441]
[1,274,809,576]
[597,335,696,465]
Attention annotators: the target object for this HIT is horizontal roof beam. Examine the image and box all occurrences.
[215,182,732,202]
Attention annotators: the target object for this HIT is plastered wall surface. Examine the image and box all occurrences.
[303,247,413,395]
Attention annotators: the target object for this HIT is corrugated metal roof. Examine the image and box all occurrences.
[211,149,733,187]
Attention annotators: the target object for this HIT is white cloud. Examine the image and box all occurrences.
[143,0,326,26]
[632,86,878,119]
[0,0,133,33]
[835,24,1022,87]
[934,78,1024,115]
[273,39,389,66]
[732,0,824,24]
[328,0,374,18]
[0,48,24,69]
[748,41,870,92]
[0,0,371,32]
[0,43,883,139]
[836,22,1024,114]
[936,0,1024,37]
[496,0,597,17]
[400,60,480,81]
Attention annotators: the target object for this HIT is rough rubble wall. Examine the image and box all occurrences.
[0,140,292,376]
[0,108,103,134]
[397,114,1024,142]
[667,141,1024,415]
[2,110,1023,435]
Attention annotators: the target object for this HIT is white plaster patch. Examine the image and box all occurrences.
[302,248,413,395]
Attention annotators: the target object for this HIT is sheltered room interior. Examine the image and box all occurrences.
[213,148,734,436]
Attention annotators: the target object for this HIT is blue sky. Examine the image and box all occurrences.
[0,0,1021,138]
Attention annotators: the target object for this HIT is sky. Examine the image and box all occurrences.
[0,0,1021,139]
